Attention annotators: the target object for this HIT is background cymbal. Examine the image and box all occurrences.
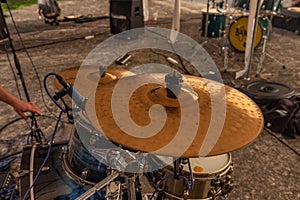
[53,66,131,90]
[85,74,264,158]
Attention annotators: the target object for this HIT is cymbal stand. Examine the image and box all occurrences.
[125,172,139,200]
[204,0,212,38]
[222,42,229,71]
[256,28,268,75]
[255,15,285,75]
[221,9,237,72]
[75,171,120,200]
[0,2,43,143]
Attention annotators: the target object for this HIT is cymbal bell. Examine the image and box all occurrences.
[85,73,264,158]
[54,66,131,90]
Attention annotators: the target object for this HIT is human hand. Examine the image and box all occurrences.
[13,100,42,120]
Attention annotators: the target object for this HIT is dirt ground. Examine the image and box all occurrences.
[0,0,300,199]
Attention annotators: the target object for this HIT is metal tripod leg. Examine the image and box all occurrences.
[75,171,119,200]
[222,42,229,72]
[256,34,268,75]
[256,17,285,76]
[125,173,137,200]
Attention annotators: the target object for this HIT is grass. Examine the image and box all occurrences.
[1,0,38,12]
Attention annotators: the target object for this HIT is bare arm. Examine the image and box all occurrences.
[0,85,42,119]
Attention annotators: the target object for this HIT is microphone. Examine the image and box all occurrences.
[53,88,68,101]
[55,74,87,110]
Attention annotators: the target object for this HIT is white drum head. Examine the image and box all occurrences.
[184,153,230,174]
[155,153,231,174]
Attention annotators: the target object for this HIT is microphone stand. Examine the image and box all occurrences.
[0,1,43,143]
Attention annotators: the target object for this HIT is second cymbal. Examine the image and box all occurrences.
[54,66,132,90]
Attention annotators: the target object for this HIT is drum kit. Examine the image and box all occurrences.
[48,65,264,199]
[200,0,281,53]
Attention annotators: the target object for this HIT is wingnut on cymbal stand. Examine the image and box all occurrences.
[0,1,43,143]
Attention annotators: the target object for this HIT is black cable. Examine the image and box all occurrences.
[265,128,300,157]
[21,72,83,199]
[0,114,68,133]
[169,43,192,75]
[0,31,22,100]
[4,2,58,119]
[0,150,22,162]
[13,29,108,51]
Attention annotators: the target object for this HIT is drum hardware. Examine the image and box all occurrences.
[49,67,264,199]
[228,1,285,77]
[240,81,296,104]
[255,16,286,76]
[63,131,145,199]
[0,2,45,143]
[222,44,229,72]
[148,153,233,199]
[75,170,120,200]
[256,27,269,75]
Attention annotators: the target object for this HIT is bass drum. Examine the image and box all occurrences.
[150,153,233,200]
[228,16,268,52]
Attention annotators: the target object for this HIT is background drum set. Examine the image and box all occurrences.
[200,0,281,52]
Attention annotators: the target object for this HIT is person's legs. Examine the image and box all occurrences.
[43,14,59,25]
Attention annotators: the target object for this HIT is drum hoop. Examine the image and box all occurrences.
[202,11,226,15]
[164,190,211,200]
[61,150,97,187]
[191,153,232,176]
[164,153,232,177]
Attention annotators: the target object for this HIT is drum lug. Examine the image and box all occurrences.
[208,188,217,199]
[211,178,221,187]
[61,145,68,154]
[81,168,89,181]
[183,189,189,200]
[89,134,98,145]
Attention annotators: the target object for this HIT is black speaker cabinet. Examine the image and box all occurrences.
[110,0,144,34]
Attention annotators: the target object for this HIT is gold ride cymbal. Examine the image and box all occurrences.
[54,66,131,90]
[85,73,264,158]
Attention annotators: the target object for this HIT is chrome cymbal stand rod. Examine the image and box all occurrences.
[256,17,285,75]
[224,0,228,10]
[245,0,262,80]
[75,171,119,200]
[204,0,211,38]
[221,7,235,72]
[256,33,268,75]
[222,42,229,71]
[125,173,137,200]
